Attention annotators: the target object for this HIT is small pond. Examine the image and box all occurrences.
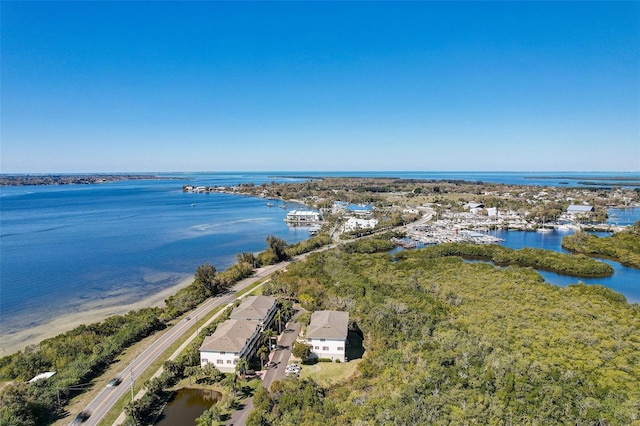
[155,387,221,425]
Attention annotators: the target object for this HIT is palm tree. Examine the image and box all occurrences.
[257,346,269,369]
[274,309,283,333]
[280,300,294,323]
[263,328,277,349]
[221,373,239,398]
[235,358,249,378]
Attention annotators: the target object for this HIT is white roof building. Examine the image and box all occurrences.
[342,217,378,233]
[567,205,594,214]
[285,210,322,223]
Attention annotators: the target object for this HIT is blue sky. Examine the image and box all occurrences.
[2,1,639,173]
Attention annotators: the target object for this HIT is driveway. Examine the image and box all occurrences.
[227,321,302,425]
[261,321,301,390]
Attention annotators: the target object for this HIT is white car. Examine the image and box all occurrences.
[285,365,301,374]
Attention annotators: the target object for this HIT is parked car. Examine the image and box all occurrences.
[72,410,90,424]
[285,364,301,374]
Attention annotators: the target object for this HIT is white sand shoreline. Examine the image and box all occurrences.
[1,275,195,356]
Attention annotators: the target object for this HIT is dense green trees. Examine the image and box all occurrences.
[195,262,219,294]
[248,379,330,426]
[256,235,288,266]
[403,242,615,277]
[284,234,332,257]
[562,228,640,268]
[251,247,640,424]
[292,342,312,360]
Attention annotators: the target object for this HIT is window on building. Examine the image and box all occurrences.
[337,347,343,351]
[216,359,223,364]
[233,359,238,364]
[314,346,319,350]
[220,351,225,355]
[227,360,232,364]
[322,346,329,351]
[320,339,325,342]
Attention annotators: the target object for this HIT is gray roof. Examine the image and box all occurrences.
[567,205,594,212]
[230,296,277,322]
[200,319,260,353]
[306,310,349,340]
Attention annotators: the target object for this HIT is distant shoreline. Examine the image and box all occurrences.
[525,175,640,180]
[0,174,176,186]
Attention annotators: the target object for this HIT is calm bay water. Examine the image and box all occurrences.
[1,172,639,349]
[489,229,640,304]
[0,174,311,340]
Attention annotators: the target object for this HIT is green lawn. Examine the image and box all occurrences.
[299,359,361,387]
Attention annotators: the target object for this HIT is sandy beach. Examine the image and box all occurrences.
[1,275,195,356]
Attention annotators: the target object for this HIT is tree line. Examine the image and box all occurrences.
[562,222,640,269]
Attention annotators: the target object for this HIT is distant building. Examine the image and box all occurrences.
[285,210,323,223]
[347,204,373,217]
[464,202,484,209]
[464,202,485,215]
[230,295,277,330]
[342,217,378,233]
[199,319,262,373]
[567,205,594,215]
[306,310,349,362]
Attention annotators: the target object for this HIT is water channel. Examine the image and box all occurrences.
[487,228,640,304]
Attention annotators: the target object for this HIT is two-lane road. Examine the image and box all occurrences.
[79,260,292,425]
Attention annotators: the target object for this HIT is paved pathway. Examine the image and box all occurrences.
[227,321,301,425]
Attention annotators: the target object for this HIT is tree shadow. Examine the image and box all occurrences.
[346,330,365,361]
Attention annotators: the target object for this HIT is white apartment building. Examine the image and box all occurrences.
[230,295,277,330]
[342,217,378,233]
[199,319,262,373]
[306,310,349,362]
[199,296,277,373]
